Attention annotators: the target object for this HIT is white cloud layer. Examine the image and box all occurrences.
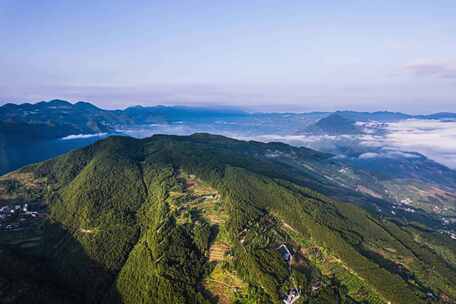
[112,118,456,169]
[358,151,420,160]
[361,119,456,168]
[404,62,456,79]
[232,120,456,169]
[61,133,107,140]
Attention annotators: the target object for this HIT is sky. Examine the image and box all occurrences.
[1,0,455,113]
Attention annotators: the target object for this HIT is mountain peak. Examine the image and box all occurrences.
[304,113,361,135]
[74,101,100,110]
[45,99,72,107]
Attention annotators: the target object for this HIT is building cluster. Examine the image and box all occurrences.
[283,288,300,304]
[0,203,42,231]
[391,204,417,214]
[277,244,293,265]
[442,231,456,240]
[441,217,456,226]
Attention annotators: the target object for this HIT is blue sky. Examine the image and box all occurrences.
[1,0,455,113]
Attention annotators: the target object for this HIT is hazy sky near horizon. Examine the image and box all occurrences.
[1,0,455,113]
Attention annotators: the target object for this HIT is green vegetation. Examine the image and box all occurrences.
[1,134,455,303]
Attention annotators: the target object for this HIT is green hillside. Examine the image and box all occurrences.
[0,134,455,304]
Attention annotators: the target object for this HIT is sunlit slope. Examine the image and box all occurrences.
[1,134,455,303]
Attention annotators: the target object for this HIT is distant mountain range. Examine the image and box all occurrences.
[0,99,132,135]
[124,105,247,124]
[1,99,455,175]
[333,110,456,122]
[0,100,248,138]
[0,100,249,174]
[1,99,455,138]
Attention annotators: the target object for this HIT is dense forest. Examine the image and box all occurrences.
[0,134,455,303]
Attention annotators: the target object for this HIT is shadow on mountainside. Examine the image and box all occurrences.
[0,222,123,304]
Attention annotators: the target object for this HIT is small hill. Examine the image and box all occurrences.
[301,113,361,135]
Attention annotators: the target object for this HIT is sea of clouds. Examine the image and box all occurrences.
[360,119,456,169]
[110,118,456,170]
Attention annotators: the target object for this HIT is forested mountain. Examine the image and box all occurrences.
[2,100,454,135]
[1,100,456,218]
[1,134,455,304]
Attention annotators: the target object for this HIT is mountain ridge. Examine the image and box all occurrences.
[2,99,455,121]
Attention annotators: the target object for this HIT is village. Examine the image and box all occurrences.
[0,202,46,232]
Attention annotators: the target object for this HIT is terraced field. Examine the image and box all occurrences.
[208,241,230,262]
[173,172,250,303]
[203,265,248,304]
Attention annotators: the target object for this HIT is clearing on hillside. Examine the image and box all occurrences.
[173,170,249,303]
